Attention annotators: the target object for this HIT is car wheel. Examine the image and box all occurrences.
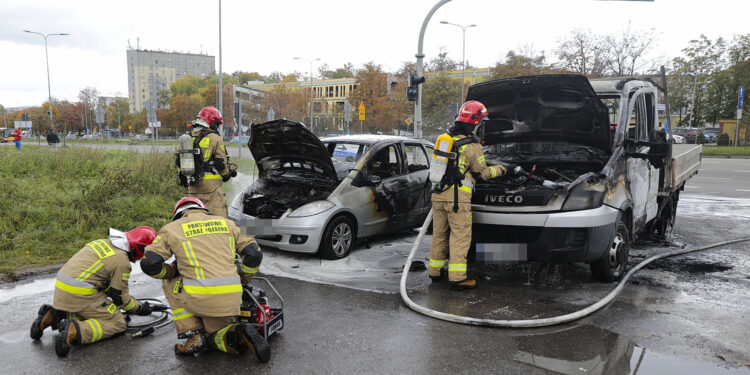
[591,220,629,282]
[319,215,356,260]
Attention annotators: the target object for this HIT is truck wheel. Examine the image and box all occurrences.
[650,196,677,241]
[319,216,356,260]
[591,221,629,282]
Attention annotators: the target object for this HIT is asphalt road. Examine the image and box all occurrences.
[1,152,749,374]
[686,157,750,198]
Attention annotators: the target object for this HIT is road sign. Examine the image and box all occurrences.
[358,101,366,121]
[149,121,161,128]
[739,86,744,109]
[95,103,105,124]
[405,118,412,126]
[14,121,32,128]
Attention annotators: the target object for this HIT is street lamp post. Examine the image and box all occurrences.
[294,57,320,134]
[440,21,476,106]
[23,29,68,133]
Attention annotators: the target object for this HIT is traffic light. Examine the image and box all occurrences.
[407,72,425,102]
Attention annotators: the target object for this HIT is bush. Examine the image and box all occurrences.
[0,146,185,273]
[717,133,731,146]
[696,132,706,144]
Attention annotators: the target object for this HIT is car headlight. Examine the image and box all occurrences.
[229,193,243,211]
[287,200,335,218]
[562,184,605,212]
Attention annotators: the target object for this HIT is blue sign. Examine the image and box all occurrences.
[739,86,744,109]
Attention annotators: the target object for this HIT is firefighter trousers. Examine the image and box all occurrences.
[189,188,228,218]
[162,277,236,351]
[60,296,127,344]
[429,201,472,282]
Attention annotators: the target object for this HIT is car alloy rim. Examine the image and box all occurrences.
[331,223,352,255]
[609,233,624,270]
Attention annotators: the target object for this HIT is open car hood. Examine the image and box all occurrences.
[248,119,337,181]
[465,74,611,151]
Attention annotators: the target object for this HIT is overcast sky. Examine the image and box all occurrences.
[0,0,746,108]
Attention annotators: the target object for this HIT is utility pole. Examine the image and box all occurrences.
[218,0,223,139]
[414,0,453,140]
[688,72,698,128]
[294,57,320,134]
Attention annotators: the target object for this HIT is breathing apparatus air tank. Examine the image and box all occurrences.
[429,133,454,185]
[177,133,201,186]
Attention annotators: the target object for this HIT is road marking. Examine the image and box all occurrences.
[701,161,720,164]
[693,177,730,180]
[685,186,700,189]
[737,189,750,192]
[733,170,750,173]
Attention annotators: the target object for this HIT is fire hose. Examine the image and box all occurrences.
[127,298,173,337]
[400,209,750,328]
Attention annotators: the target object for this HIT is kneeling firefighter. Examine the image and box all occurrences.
[429,100,514,290]
[140,197,270,362]
[30,226,164,357]
[176,106,236,218]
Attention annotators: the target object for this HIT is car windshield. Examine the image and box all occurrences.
[325,142,368,170]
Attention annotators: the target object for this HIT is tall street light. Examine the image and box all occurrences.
[294,57,320,134]
[440,21,476,106]
[23,29,69,132]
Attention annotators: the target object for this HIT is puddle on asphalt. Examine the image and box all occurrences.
[512,325,749,375]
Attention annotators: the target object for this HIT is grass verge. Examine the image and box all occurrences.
[0,146,184,275]
[701,146,750,156]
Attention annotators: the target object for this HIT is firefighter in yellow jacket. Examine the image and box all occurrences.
[140,197,270,362]
[180,106,236,218]
[29,226,161,357]
[429,100,508,290]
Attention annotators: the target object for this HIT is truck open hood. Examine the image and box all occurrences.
[248,119,337,181]
[465,74,611,151]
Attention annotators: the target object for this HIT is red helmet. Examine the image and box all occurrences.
[455,100,488,126]
[125,226,158,261]
[173,197,208,220]
[196,106,223,130]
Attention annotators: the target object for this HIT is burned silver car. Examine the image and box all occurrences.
[228,119,434,259]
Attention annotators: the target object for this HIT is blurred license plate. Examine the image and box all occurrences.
[476,243,527,264]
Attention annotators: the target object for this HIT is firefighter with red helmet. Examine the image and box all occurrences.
[429,100,508,290]
[30,226,163,357]
[139,197,270,362]
[179,106,236,218]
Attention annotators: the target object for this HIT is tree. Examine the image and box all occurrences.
[263,85,308,123]
[425,47,460,72]
[264,72,284,83]
[555,29,608,77]
[318,63,355,79]
[348,63,411,134]
[231,71,263,84]
[493,49,557,79]
[422,74,462,133]
[604,27,658,76]
[78,87,100,131]
[169,75,207,97]
[157,89,172,108]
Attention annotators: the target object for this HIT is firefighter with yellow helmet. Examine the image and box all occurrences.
[429,100,509,290]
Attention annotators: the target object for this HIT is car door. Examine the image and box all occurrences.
[625,90,659,230]
[362,143,412,229]
[402,142,431,226]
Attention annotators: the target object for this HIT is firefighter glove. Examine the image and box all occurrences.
[136,301,153,316]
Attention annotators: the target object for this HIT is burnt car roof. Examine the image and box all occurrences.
[321,134,433,146]
[466,74,611,151]
[248,119,337,181]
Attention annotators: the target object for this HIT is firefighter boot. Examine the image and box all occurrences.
[429,268,447,284]
[55,320,80,357]
[233,324,271,363]
[30,304,61,340]
[174,330,206,356]
[450,278,478,291]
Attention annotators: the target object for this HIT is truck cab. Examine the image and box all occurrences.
[466,75,700,281]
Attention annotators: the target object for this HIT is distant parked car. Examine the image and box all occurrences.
[132,134,149,141]
[671,134,686,144]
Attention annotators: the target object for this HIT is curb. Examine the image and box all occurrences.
[0,263,64,284]
[702,155,750,159]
